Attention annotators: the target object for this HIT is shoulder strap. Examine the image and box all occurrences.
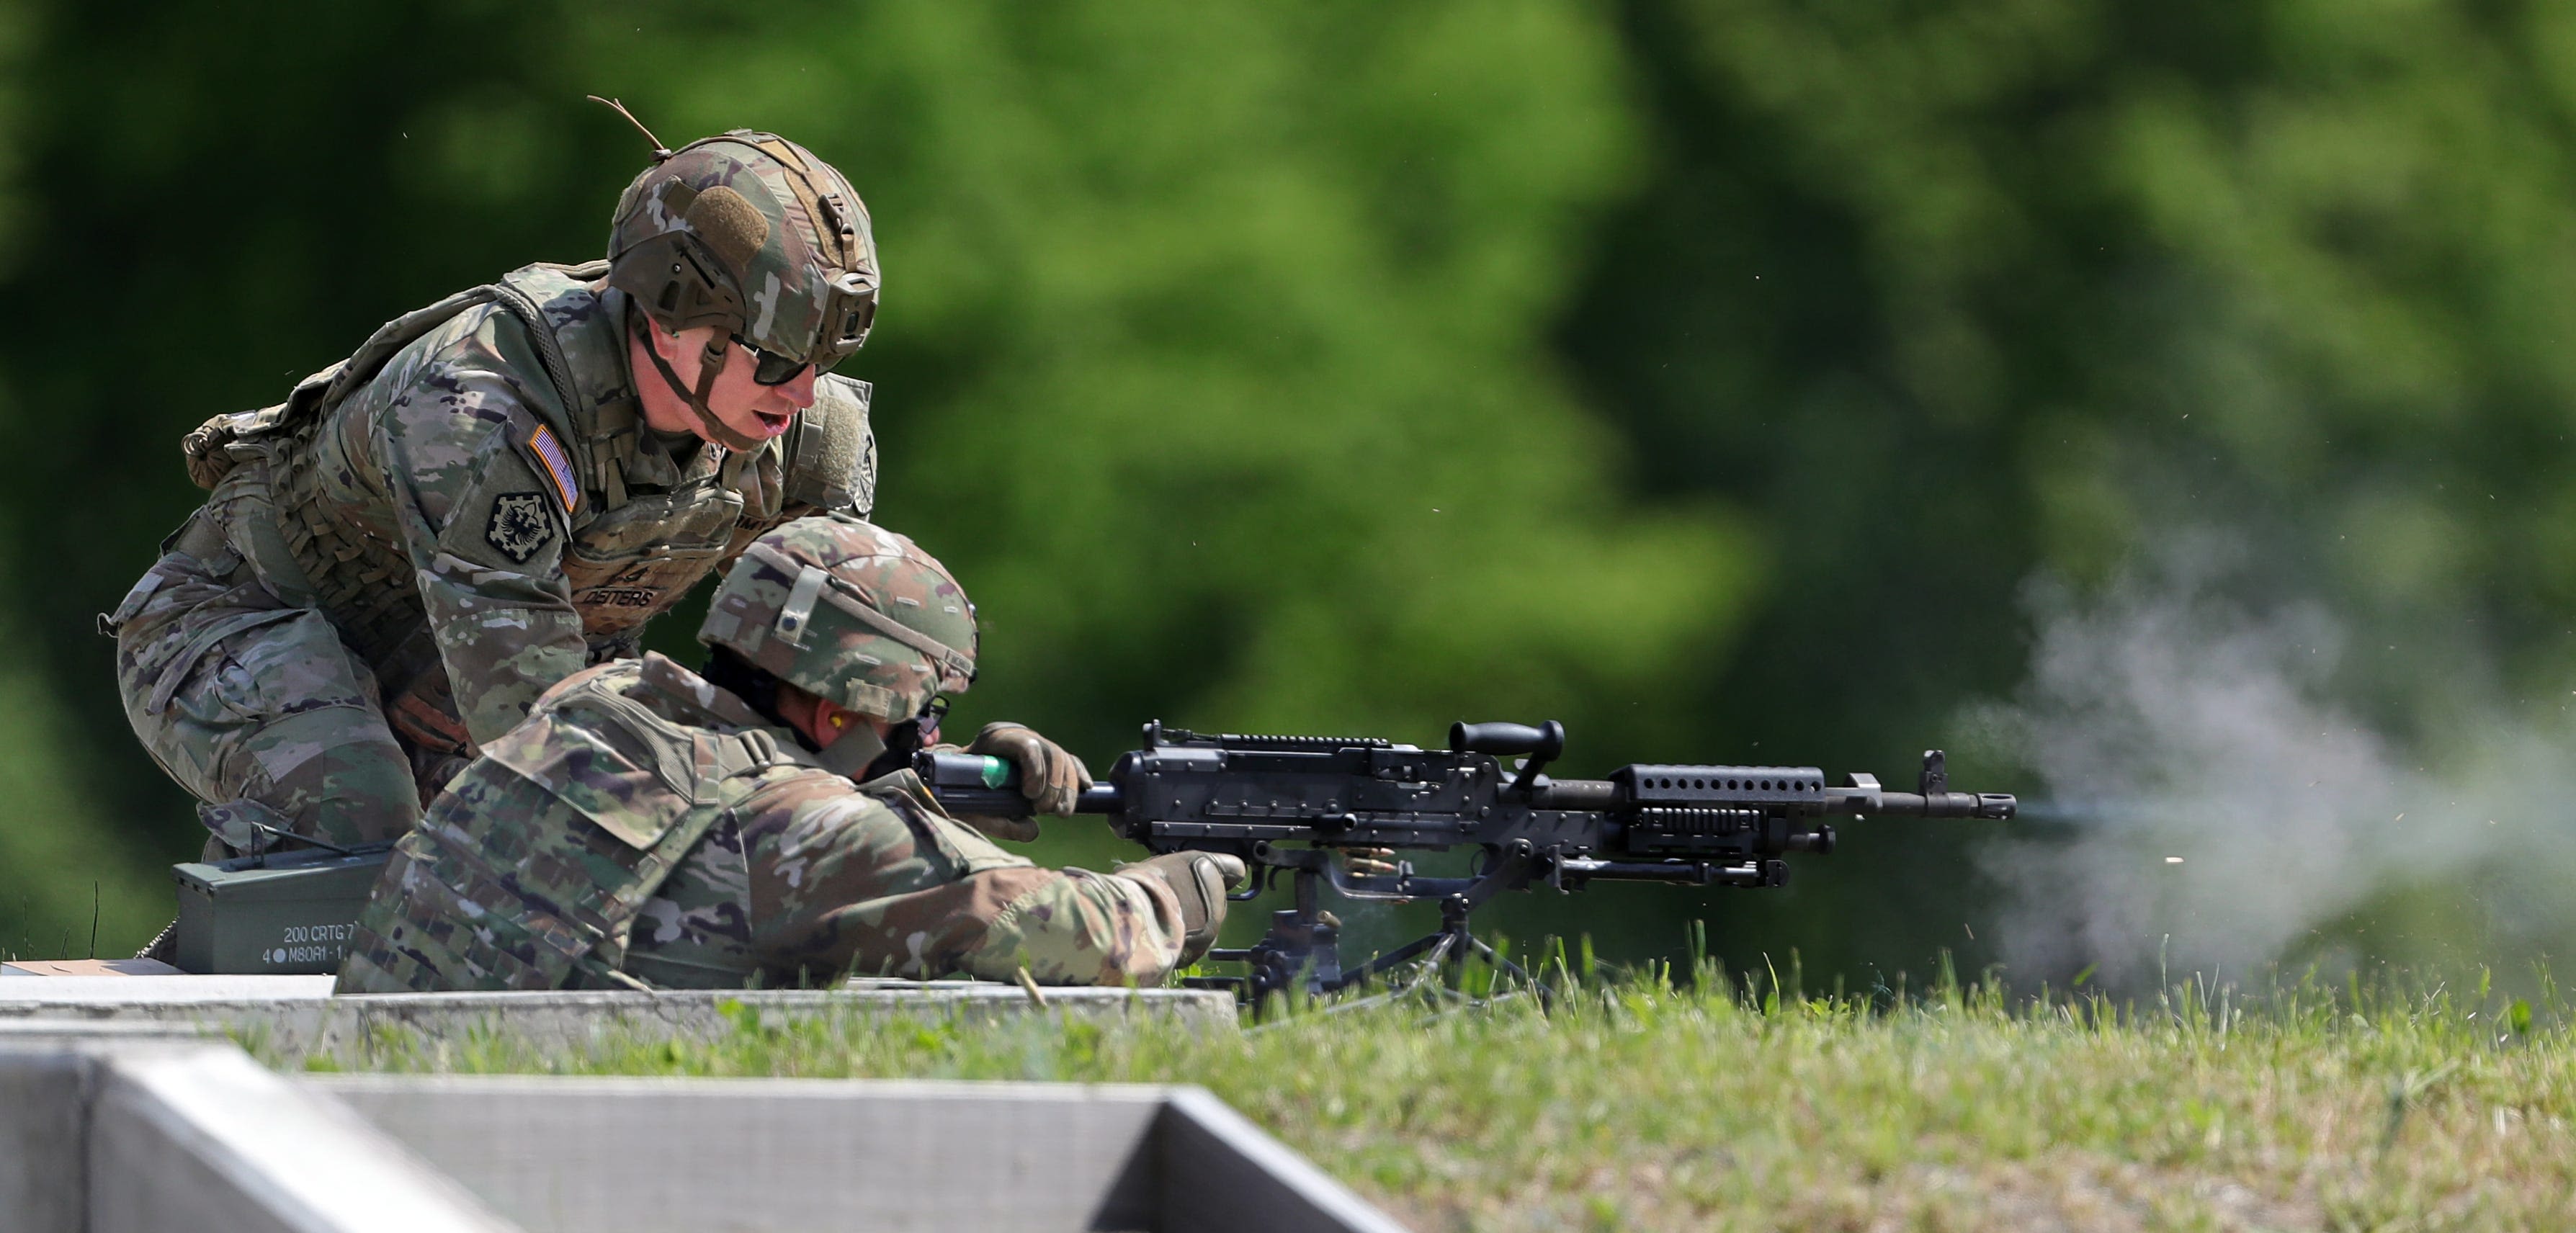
[183,263,613,491]
[486,261,609,426]
[181,283,488,489]
[303,262,607,436]
[315,284,501,410]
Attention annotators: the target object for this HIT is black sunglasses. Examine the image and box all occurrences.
[733,335,828,386]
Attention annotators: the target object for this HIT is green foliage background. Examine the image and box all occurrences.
[1,1,2570,979]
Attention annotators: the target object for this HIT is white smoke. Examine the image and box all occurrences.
[1973,540,2576,987]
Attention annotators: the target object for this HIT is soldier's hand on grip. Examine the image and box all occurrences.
[1116,851,1247,968]
[968,722,1091,813]
[947,722,1089,840]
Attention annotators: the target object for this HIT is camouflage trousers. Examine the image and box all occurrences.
[620,804,1186,990]
[107,521,430,848]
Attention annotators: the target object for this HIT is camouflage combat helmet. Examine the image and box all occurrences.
[697,515,975,723]
[599,101,880,449]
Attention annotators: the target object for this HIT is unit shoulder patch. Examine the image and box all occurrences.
[485,492,558,564]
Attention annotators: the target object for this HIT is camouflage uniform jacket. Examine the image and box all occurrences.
[187,261,877,755]
[341,653,1030,991]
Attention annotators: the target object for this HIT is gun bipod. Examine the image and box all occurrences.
[1191,867,1540,1011]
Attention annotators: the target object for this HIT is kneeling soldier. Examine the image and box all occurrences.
[336,516,1241,992]
[111,122,885,857]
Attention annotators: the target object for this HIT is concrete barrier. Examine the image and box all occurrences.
[0,1033,1408,1232]
[0,1036,511,1233]
[316,1073,1409,1233]
[87,1048,515,1233]
[0,977,1234,1067]
[0,1040,87,1232]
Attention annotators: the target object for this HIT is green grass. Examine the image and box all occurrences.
[318,965,2576,1232]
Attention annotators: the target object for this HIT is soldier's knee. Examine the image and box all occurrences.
[233,705,419,844]
[116,601,401,829]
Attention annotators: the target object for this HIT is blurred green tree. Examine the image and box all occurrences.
[12,0,2576,978]
[0,3,161,957]
[1564,0,2576,979]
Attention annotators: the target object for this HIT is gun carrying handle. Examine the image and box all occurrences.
[1450,719,1566,793]
[1449,720,1565,759]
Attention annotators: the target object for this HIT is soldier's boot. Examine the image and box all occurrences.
[1113,853,1247,967]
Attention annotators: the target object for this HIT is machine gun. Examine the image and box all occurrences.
[920,719,2015,1001]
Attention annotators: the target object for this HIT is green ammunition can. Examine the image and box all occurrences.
[171,844,392,975]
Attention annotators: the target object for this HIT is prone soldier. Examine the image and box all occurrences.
[107,121,896,858]
[336,516,1243,992]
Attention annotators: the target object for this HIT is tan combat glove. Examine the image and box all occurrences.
[1115,851,1249,968]
[949,721,1091,842]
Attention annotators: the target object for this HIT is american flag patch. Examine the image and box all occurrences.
[527,424,579,512]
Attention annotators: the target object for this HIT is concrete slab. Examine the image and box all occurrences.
[0,1043,90,1233]
[0,1018,216,1043]
[0,1039,1405,1233]
[0,978,1235,1066]
[315,1075,1166,1233]
[1160,1087,1415,1233]
[0,1034,515,1233]
[90,1046,514,1233]
[0,974,334,1001]
[0,958,186,977]
[310,1073,1410,1233]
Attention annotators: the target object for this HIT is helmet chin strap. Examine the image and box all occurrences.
[635,315,766,452]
